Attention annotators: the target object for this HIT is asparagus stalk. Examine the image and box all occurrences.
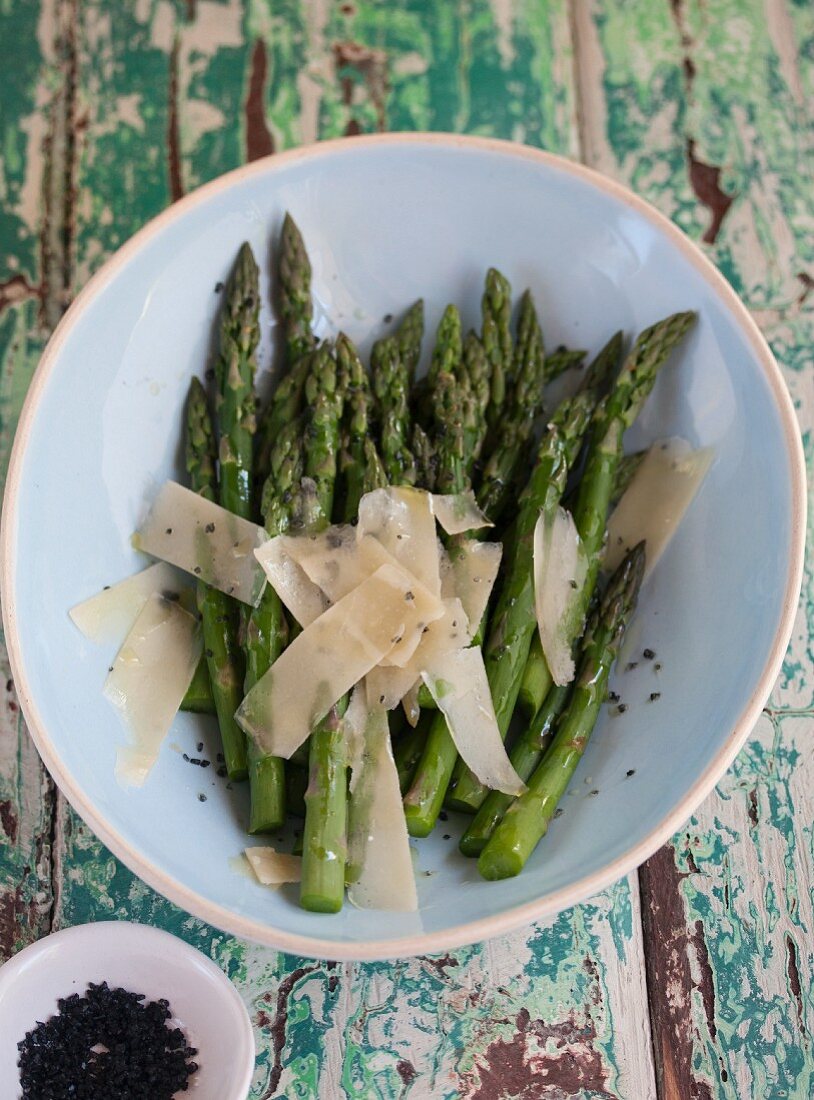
[255,214,315,485]
[300,344,349,913]
[243,420,302,833]
[180,656,215,714]
[279,212,316,365]
[414,304,462,426]
[216,242,260,521]
[301,696,350,912]
[337,333,374,519]
[394,712,432,794]
[517,311,696,716]
[482,268,512,429]
[370,334,416,485]
[395,299,424,385]
[185,377,248,781]
[411,423,437,491]
[478,543,646,879]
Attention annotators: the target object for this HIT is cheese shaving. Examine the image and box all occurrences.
[421,648,525,796]
[605,438,714,579]
[347,689,418,911]
[244,847,302,886]
[431,491,494,535]
[236,563,444,759]
[440,540,502,632]
[533,507,589,686]
[106,593,202,787]
[70,563,184,645]
[133,481,266,605]
[254,537,328,627]
[358,487,441,595]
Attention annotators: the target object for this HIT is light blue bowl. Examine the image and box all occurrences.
[1,136,805,960]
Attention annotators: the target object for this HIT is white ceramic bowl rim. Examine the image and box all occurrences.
[1,134,806,961]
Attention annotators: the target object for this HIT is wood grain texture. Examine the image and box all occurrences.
[0,0,75,960]
[574,1,814,1096]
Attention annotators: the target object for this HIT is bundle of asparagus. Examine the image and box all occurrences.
[160,218,698,910]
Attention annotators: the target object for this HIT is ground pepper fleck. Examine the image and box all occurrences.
[17,981,198,1100]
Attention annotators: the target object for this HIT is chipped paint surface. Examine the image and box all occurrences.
[1,2,812,1097]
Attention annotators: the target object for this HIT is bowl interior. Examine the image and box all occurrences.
[4,138,798,956]
[0,923,254,1099]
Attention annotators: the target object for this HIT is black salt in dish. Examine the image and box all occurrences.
[17,981,198,1100]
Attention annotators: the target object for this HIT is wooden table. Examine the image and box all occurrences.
[1,3,811,1097]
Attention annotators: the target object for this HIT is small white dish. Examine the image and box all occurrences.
[0,922,255,1099]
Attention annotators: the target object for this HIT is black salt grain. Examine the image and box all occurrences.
[17,981,198,1100]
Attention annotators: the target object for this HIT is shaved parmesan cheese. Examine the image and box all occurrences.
[244,847,302,886]
[365,664,418,712]
[133,481,266,605]
[281,527,440,666]
[280,526,391,602]
[605,439,714,579]
[106,593,202,787]
[70,563,183,645]
[347,694,418,911]
[441,540,502,631]
[431,491,494,535]
[533,508,589,686]
[236,564,444,759]
[358,487,441,596]
[421,648,525,796]
[255,537,328,627]
[365,597,471,711]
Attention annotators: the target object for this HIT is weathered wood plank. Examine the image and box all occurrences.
[0,0,80,960]
[43,3,659,1097]
[574,1,814,1096]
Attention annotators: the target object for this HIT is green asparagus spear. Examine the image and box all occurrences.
[478,543,646,879]
[180,655,215,714]
[482,268,512,428]
[362,438,389,496]
[394,712,432,794]
[337,333,374,519]
[301,696,350,912]
[255,352,312,488]
[279,212,316,365]
[414,304,463,426]
[461,332,491,469]
[544,347,587,381]
[303,343,343,520]
[244,421,302,833]
[395,299,424,385]
[216,242,260,520]
[411,423,437,491]
[300,343,349,913]
[517,312,696,715]
[370,334,416,485]
[185,377,247,781]
[477,291,545,521]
